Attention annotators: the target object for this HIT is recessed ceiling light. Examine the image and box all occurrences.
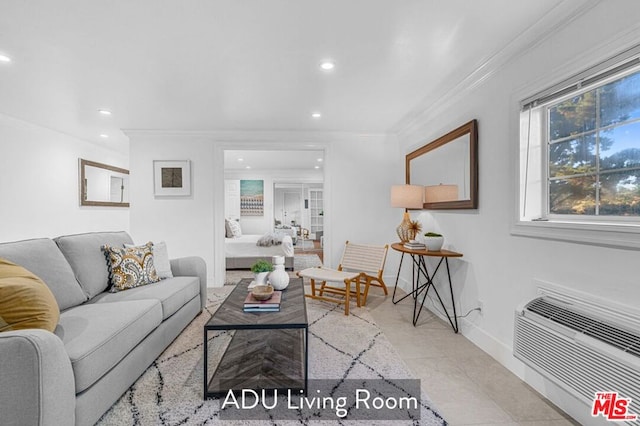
[0,54,11,63]
[311,112,322,119]
[319,60,335,71]
[314,166,320,169]
[245,166,251,169]
[317,158,323,162]
[238,158,244,162]
[100,134,109,139]
[98,109,112,116]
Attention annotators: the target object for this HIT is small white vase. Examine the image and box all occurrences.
[254,271,269,286]
[269,263,290,290]
[424,236,444,251]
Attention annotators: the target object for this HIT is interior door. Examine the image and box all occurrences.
[283,191,301,226]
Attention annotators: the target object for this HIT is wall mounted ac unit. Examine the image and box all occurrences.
[514,292,640,425]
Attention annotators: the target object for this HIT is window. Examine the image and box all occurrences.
[520,45,640,223]
[516,45,640,247]
[547,70,640,217]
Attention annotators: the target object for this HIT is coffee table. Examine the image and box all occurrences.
[204,277,308,398]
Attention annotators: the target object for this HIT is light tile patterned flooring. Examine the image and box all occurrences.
[365,288,580,426]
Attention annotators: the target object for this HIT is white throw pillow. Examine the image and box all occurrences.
[227,220,242,238]
[152,241,173,279]
[124,240,173,279]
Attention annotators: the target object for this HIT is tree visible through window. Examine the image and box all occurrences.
[548,69,640,216]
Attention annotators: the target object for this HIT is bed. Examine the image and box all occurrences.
[225,234,294,270]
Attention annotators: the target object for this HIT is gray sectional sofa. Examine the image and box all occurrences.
[0,231,207,426]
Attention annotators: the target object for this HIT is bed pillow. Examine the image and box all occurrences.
[224,219,233,238]
[0,258,60,333]
[227,220,242,238]
[102,242,160,292]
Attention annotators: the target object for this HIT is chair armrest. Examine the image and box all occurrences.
[0,329,75,426]
[170,256,207,311]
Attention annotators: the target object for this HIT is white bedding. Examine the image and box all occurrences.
[225,234,294,258]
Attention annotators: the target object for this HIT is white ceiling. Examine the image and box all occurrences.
[224,149,324,170]
[0,0,580,153]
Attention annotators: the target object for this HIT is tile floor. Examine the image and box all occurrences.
[227,268,579,425]
[365,289,580,426]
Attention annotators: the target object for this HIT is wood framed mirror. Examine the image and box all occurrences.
[406,119,478,210]
[79,159,130,207]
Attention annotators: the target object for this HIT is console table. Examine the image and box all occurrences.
[391,243,463,332]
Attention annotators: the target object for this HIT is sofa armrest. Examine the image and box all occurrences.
[0,329,75,426]
[170,256,207,311]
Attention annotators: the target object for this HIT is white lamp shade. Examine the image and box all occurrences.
[391,185,424,209]
[425,184,459,203]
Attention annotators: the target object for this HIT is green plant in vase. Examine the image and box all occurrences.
[423,232,444,251]
[251,259,274,285]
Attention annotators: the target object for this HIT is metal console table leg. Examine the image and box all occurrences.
[390,243,463,333]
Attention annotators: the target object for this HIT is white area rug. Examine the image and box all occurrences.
[97,285,447,425]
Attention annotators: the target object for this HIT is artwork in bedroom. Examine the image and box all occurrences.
[240,180,264,216]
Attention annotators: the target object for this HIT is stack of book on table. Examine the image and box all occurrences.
[404,241,426,250]
[243,291,282,312]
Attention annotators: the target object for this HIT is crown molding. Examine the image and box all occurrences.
[122,128,393,144]
[391,0,601,143]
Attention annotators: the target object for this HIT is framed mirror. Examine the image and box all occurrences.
[79,159,130,207]
[406,119,478,209]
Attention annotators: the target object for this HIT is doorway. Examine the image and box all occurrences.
[220,148,327,281]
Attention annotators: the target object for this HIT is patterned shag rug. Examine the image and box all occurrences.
[97,285,447,425]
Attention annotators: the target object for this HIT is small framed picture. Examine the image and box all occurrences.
[153,160,191,196]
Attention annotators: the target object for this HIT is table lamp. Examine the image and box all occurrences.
[425,184,458,203]
[391,184,424,242]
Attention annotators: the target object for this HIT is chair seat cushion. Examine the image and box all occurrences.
[56,299,162,393]
[88,276,200,320]
[298,267,360,282]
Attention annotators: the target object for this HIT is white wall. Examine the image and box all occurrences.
[396,1,640,421]
[127,131,402,288]
[128,133,215,284]
[0,113,129,242]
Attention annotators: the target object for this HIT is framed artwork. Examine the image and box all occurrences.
[240,180,264,216]
[153,160,191,196]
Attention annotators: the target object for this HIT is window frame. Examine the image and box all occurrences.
[512,43,640,249]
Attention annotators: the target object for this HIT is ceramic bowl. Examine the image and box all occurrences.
[251,284,274,301]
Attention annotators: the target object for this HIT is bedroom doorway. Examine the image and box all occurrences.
[222,149,326,282]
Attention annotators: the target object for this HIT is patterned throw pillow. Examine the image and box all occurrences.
[102,242,160,292]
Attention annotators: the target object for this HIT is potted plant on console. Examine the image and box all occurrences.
[423,232,444,251]
[251,259,273,285]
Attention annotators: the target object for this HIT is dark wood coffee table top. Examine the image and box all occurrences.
[206,277,307,330]
[204,277,308,397]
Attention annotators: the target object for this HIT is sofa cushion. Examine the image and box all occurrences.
[55,299,162,393]
[55,231,134,298]
[89,276,200,320]
[102,242,160,292]
[0,258,60,332]
[0,238,87,310]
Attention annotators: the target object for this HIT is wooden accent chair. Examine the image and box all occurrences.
[298,241,389,315]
